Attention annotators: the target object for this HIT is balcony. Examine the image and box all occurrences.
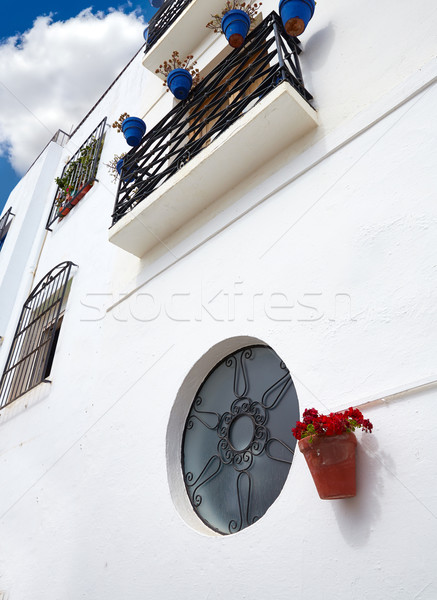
[143,0,231,76]
[144,0,194,53]
[110,12,318,258]
[46,118,107,230]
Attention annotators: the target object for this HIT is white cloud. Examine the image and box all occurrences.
[0,8,145,174]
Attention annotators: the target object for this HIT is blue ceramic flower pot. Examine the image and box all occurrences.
[121,117,146,147]
[221,9,251,48]
[279,0,315,36]
[116,158,124,175]
[167,68,193,100]
[116,158,136,184]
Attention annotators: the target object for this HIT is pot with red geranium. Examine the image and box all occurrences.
[206,1,262,48]
[155,51,201,100]
[292,407,373,499]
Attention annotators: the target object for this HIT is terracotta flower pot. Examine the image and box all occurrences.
[57,204,71,219]
[221,9,251,48]
[74,183,93,203]
[298,432,357,499]
[279,0,316,37]
[70,192,80,206]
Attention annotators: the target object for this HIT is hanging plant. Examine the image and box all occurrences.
[293,407,373,499]
[113,113,146,147]
[206,1,262,48]
[155,51,201,100]
[121,117,147,147]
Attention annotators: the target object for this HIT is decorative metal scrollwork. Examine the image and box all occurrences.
[182,345,299,535]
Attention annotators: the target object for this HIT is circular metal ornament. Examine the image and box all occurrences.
[182,345,299,535]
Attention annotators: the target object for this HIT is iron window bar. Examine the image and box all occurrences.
[112,12,313,226]
[0,261,76,409]
[0,207,15,249]
[46,118,107,230]
[144,0,194,54]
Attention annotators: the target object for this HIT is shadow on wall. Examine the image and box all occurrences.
[331,434,385,547]
[303,22,336,72]
[301,22,335,105]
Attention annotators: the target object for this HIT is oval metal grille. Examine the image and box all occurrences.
[182,345,299,535]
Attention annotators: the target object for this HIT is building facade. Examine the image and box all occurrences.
[0,0,436,597]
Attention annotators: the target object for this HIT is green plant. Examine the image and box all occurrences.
[55,175,70,192]
[155,51,201,89]
[55,168,77,199]
[78,136,98,170]
[54,135,103,197]
[206,1,262,32]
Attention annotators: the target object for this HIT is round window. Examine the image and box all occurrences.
[182,345,299,535]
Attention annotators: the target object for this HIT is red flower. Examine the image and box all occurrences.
[292,407,373,440]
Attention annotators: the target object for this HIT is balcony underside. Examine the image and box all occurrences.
[109,82,317,258]
[143,0,226,77]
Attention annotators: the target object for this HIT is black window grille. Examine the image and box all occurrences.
[145,0,194,53]
[46,118,107,229]
[0,207,15,251]
[0,261,76,409]
[112,12,313,226]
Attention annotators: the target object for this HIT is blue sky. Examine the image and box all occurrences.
[0,1,158,213]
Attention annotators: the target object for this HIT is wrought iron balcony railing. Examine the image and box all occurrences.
[0,207,15,250]
[112,12,313,227]
[145,0,194,53]
[46,118,106,230]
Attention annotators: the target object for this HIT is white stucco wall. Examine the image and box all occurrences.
[0,0,436,598]
[0,142,64,370]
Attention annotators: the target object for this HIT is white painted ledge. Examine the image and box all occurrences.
[143,0,225,78]
[0,381,52,424]
[108,83,318,258]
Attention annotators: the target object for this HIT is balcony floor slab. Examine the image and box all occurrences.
[143,0,226,78]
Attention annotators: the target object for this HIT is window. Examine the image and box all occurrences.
[0,207,15,252]
[0,261,75,408]
[182,345,299,535]
[46,118,107,230]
